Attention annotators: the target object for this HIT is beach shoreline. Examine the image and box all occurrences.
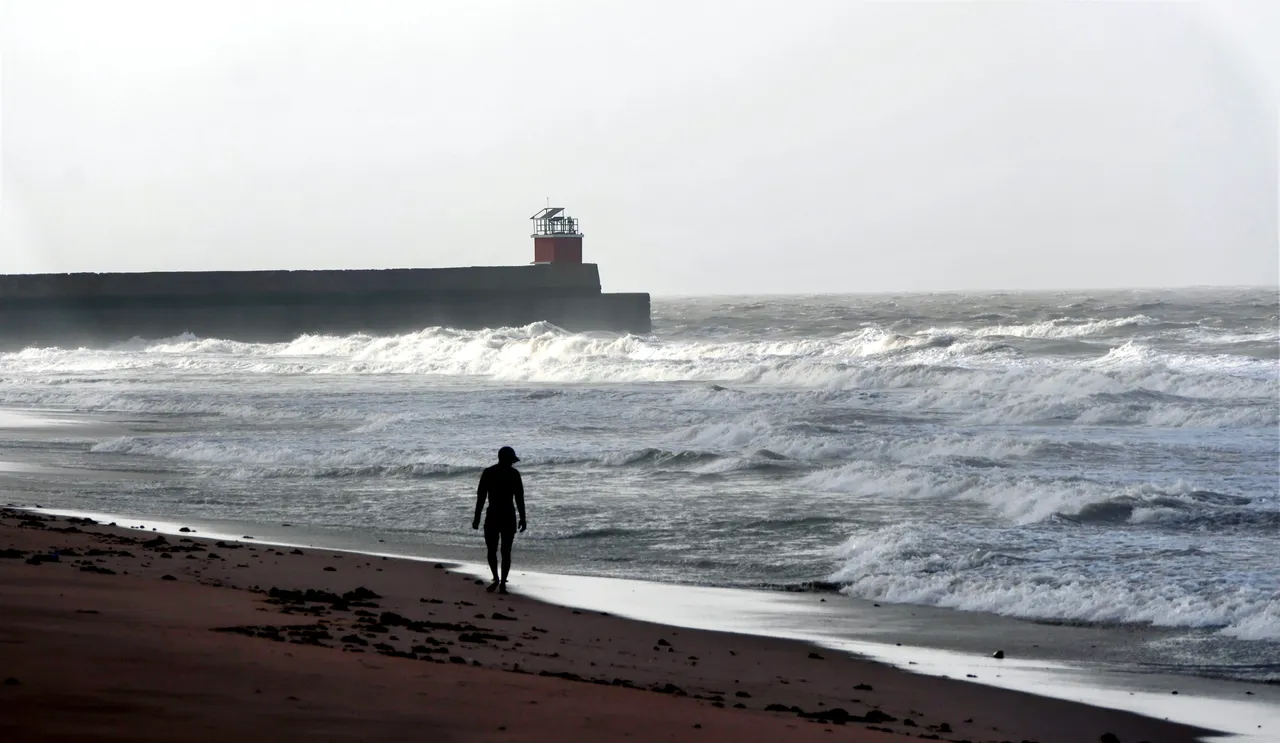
[17,503,1279,669]
[1,506,1263,743]
[10,501,1280,736]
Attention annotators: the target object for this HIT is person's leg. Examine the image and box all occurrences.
[483,523,500,588]
[499,527,515,584]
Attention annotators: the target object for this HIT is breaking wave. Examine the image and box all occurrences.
[927,314,1166,339]
[85,436,805,478]
[829,522,1280,641]
[800,461,1275,527]
[3,321,1273,431]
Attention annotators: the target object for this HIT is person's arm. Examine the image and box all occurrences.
[515,470,527,532]
[473,471,487,530]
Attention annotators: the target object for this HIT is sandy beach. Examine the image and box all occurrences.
[0,508,1217,743]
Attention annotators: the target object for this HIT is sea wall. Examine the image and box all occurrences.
[0,263,603,302]
[0,265,651,347]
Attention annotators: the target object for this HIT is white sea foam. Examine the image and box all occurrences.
[665,413,856,461]
[830,523,1280,639]
[1223,603,1280,642]
[3,325,1274,431]
[801,460,1269,526]
[927,314,1162,340]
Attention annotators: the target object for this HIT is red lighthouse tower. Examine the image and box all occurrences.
[530,206,583,264]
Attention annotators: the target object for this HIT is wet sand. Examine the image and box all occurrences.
[0,508,1214,743]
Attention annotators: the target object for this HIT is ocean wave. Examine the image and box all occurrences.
[1089,388,1203,405]
[0,323,1181,384]
[89,436,481,478]
[741,515,845,530]
[688,452,801,475]
[544,444,801,474]
[550,527,638,540]
[0,385,380,423]
[666,413,856,462]
[849,431,1124,466]
[131,374,1275,429]
[886,358,1277,428]
[1223,604,1280,641]
[599,447,721,467]
[829,523,1280,640]
[84,435,808,478]
[1058,490,1274,530]
[249,462,481,479]
[928,314,1165,340]
[801,461,1270,527]
[3,327,1275,431]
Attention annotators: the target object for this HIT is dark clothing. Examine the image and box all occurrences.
[475,463,525,583]
[475,463,525,527]
[484,520,516,573]
[484,520,517,542]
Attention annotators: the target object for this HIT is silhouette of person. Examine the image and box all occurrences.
[472,446,526,593]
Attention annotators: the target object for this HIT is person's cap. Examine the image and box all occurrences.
[498,446,519,463]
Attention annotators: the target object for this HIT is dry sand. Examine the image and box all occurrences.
[0,508,1211,743]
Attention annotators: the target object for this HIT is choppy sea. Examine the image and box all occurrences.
[1,288,1276,681]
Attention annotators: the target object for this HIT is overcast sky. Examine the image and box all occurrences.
[1,0,1276,295]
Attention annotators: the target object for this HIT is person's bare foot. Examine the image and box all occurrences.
[498,581,508,594]
[486,580,500,593]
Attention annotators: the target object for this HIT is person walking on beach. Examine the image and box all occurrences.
[472,446,526,594]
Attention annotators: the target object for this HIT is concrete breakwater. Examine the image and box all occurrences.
[0,263,650,348]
